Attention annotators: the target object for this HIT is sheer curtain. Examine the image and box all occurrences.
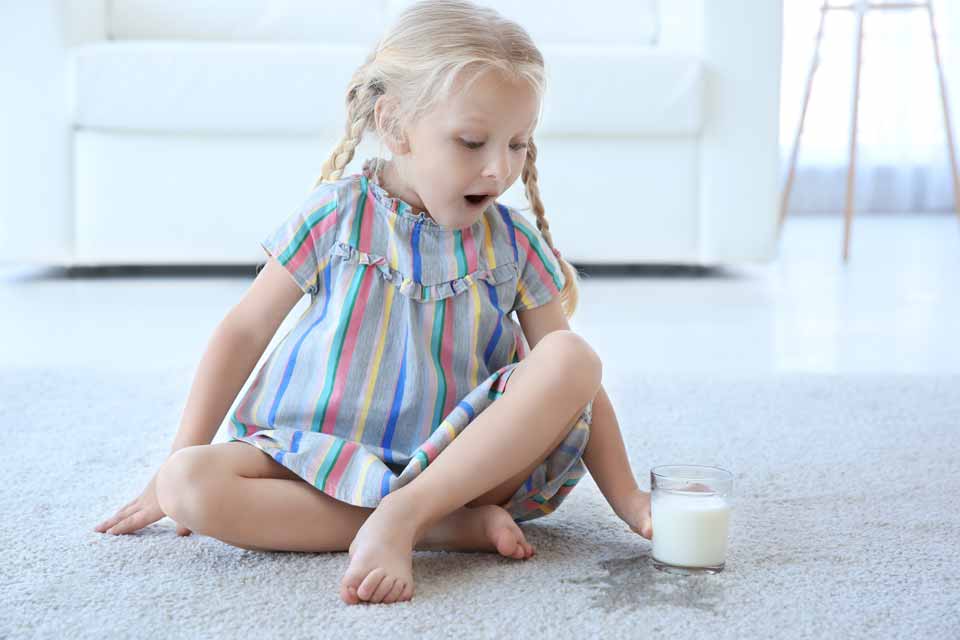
[780,0,960,213]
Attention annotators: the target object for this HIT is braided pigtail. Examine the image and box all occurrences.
[313,68,385,187]
[521,138,580,318]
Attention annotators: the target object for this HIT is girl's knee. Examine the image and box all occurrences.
[156,445,220,522]
[532,330,602,395]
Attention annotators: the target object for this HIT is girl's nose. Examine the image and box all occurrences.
[482,146,511,183]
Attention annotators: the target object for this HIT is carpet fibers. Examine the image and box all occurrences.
[2,366,957,639]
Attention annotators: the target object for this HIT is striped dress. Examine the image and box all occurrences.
[228,157,592,523]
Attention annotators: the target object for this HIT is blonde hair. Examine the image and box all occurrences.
[314,0,580,317]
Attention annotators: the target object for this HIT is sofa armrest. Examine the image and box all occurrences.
[0,1,107,265]
[697,0,784,263]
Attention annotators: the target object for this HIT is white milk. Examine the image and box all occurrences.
[651,490,731,567]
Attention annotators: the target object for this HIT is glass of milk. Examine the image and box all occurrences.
[650,465,733,575]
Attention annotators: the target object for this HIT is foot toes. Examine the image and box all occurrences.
[340,584,360,605]
[370,576,396,604]
[357,568,388,601]
[340,568,369,605]
[385,579,405,604]
[495,533,516,557]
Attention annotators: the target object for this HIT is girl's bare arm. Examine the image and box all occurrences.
[169,256,305,453]
[95,256,306,536]
[580,384,641,517]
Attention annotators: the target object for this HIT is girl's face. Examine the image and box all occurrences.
[380,70,540,229]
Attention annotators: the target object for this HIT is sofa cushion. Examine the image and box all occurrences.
[106,0,658,47]
[69,42,703,136]
[107,0,388,43]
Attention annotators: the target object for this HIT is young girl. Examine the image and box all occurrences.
[94,0,652,606]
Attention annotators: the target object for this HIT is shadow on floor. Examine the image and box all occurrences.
[5,262,741,282]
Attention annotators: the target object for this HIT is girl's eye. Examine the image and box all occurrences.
[460,139,528,151]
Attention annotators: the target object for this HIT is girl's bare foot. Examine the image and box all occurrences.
[416,504,536,560]
[340,496,535,605]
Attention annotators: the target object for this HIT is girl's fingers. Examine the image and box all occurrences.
[107,509,153,535]
[105,513,136,534]
[95,503,137,532]
[95,513,118,531]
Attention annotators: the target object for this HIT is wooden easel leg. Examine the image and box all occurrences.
[779,0,830,238]
[926,1,960,224]
[843,2,866,263]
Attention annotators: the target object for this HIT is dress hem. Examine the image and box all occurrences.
[229,362,592,523]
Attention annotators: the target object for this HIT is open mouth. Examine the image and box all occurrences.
[464,194,492,207]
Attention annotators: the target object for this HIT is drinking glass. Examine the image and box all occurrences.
[650,464,734,575]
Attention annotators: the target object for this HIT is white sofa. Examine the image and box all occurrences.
[0,0,782,267]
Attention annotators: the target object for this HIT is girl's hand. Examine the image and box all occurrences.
[93,468,192,537]
[617,489,653,540]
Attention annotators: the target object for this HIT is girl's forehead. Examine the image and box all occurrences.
[445,72,539,119]
[456,112,538,135]
[445,99,539,134]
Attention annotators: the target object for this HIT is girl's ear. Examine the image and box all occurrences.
[374,96,410,155]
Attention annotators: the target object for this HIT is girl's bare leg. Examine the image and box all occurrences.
[154,444,537,572]
[340,329,602,605]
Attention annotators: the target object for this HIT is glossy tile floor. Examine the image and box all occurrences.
[2,214,958,375]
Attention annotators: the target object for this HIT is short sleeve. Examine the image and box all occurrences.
[508,209,566,312]
[258,183,341,296]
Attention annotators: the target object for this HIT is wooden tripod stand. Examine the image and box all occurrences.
[778,0,960,261]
